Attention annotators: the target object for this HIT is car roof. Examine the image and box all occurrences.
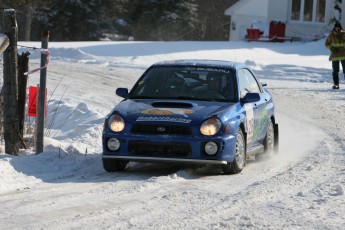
[150,59,247,70]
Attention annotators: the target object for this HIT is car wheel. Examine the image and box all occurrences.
[221,128,246,174]
[256,120,274,161]
[103,158,128,172]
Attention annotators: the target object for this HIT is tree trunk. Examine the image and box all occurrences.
[24,4,33,41]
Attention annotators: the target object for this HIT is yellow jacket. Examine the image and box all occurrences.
[325,30,345,61]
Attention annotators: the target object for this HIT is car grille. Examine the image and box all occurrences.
[128,141,191,156]
[131,124,192,135]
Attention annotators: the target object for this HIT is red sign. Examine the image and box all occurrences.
[28,86,47,117]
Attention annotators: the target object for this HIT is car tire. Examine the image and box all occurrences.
[256,120,274,161]
[221,128,246,174]
[103,158,128,172]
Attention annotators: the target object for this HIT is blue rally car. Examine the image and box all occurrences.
[102,60,278,174]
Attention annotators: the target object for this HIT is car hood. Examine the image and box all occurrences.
[112,99,237,125]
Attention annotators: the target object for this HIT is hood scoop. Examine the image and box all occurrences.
[151,101,194,108]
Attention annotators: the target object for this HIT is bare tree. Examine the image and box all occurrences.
[192,0,238,41]
[0,0,51,41]
[23,3,33,41]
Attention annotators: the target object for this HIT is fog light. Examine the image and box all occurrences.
[107,138,120,151]
[204,142,218,155]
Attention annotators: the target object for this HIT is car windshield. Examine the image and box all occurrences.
[129,66,236,102]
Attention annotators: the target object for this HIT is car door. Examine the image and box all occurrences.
[238,68,267,146]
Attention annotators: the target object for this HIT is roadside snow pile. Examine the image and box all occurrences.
[18,47,94,61]
[45,100,104,153]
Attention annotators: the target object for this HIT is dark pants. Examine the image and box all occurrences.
[332,60,345,85]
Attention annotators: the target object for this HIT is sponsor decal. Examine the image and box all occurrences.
[244,104,268,143]
[253,108,268,140]
[183,67,230,74]
[141,108,193,117]
[244,104,254,143]
[137,116,192,123]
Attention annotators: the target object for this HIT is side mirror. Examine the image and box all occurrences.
[241,92,260,103]
[116,88,128,98]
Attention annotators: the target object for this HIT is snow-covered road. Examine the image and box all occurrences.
[1,40,345,229]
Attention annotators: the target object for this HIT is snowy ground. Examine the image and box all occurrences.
[1,39,345,229]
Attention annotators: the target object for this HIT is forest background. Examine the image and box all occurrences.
[0,0,239,41]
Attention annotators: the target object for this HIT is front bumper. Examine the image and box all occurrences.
[102,132,236,164]
[102,155,228,165]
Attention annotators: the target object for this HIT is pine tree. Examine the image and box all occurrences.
[1,0,239,41]
[32,0,115,41]
[126,0,198,41]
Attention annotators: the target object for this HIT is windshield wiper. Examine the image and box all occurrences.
[173,96,197,100]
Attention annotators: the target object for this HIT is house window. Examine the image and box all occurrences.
[291,0,326,23]
[304,0,313,21]
[291,0,301,20]
[316,0,326,22]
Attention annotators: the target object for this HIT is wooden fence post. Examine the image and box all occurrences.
[0,34,9,138]
[17,52,30,139]
[2,9,20,155]
[0,33,9,52]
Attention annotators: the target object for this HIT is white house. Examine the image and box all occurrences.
[225,0,343,41]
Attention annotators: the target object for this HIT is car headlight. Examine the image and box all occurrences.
[200,118,221,136]
[108,114,125,132]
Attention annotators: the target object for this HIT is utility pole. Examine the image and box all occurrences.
[2,9,20,155]
[36,31,49,154]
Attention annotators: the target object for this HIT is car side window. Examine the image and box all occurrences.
[243,69,261,93]
[238,68,261,98]
[238,69,249,98]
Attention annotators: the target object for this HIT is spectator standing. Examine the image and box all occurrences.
[325,21,345,89]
